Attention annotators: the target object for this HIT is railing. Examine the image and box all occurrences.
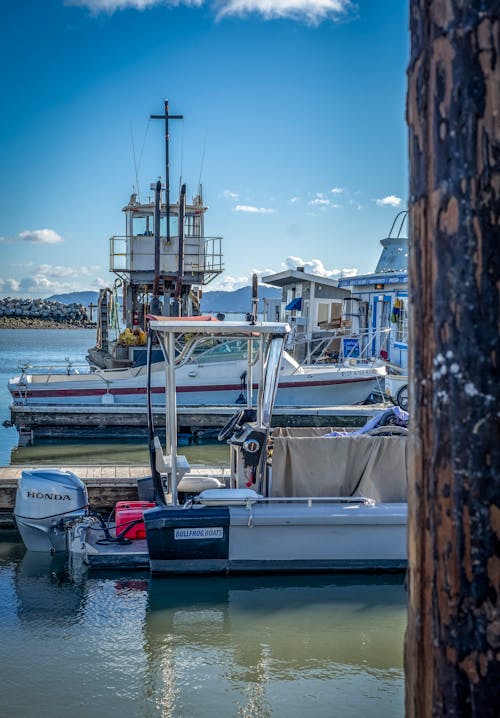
[290,327,392,366]
[109,235,223,283]
[16,360,92,379]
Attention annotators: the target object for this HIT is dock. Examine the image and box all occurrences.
[0,464,230,528]
[10,402,390,442]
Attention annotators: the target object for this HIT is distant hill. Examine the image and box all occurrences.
[47,291,100,306]
[46,286,281,313]
[201,286,281,313]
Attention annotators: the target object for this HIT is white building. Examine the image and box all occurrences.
[262,267,350,362]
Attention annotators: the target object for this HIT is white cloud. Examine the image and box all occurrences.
[0,269,111,298]
[307,192,343,209]
[19,229,64,244]
[338,267,358,277]
[289,196,301,204]
[283,256,358,279]
[222,189,240,201]
[216,0,352,24]
[211,268,275,291]
[0,278,21,293]
[0,228,64,244]
[19,275,61,292]
[234,204,276,214]
[67,0,352,24]
[36,264,102,278]
[210,274,250,291]
[251,267,275,281]
[376,195,402,208]
[309,197,331,207]
[330,187,344,194]
[207,260,359,291]
[66,0,202,12]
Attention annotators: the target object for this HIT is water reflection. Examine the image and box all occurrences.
[144,574,406,718]
[15,551,87,624]
[10,439,230,467]
[146,574,406,671]
[4,544,406,718]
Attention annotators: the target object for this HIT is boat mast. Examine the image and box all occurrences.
[151,99,183,244]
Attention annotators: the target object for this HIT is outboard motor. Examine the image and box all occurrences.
[14,469,88,553]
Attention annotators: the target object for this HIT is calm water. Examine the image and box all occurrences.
[1,539,406,718]
[0,329,407,716]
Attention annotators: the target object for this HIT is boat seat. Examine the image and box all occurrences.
[153,436,190,478]
[152,436,224,494]
[178,476,225,493]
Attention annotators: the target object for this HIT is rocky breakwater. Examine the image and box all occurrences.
[0,297,95,328]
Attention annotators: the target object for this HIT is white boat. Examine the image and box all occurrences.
[14,319,406,575]
[8,328,386,409]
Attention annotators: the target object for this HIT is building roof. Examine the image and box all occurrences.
[338,271,407,289]
[262,269,345,290]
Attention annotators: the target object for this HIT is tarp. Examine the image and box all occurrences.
[285,297,302,311]
[270,429,407,502]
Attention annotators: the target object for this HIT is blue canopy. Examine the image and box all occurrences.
[285,297,302,311]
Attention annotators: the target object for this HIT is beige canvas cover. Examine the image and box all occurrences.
[270,428,407,502]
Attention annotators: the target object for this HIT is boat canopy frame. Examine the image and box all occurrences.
[146,320,290,506]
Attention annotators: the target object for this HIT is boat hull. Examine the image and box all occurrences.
[144,502,407,574]
[9,374,381,407]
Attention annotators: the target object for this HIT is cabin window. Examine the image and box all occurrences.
[395,300,408,343]
[317,303,329,325]
[195,339,257,364]
[317,302,342,329]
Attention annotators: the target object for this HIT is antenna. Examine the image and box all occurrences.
[130,123,141,200]
[198,130,208,188]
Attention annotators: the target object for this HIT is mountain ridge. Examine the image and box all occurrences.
[46,285,281,313]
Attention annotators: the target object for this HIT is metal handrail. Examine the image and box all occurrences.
[291,327,392,367]
[109,234,223,280]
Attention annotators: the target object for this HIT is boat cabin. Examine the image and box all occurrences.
[339,211,408,371]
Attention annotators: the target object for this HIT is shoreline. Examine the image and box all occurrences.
[0,318,97,330]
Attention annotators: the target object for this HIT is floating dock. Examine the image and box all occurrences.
[10,403,390,442]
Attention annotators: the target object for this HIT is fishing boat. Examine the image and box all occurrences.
[87,99,224,371]
[14,318,407,574]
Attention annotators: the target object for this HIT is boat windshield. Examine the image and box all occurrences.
[193,339,258,365]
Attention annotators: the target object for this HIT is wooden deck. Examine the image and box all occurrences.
[0,464,229,526]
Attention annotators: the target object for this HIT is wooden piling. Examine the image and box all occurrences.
[406,2,500,715]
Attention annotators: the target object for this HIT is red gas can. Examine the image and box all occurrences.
[115,501,155,540]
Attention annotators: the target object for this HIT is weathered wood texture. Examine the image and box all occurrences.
[406,2,500,716]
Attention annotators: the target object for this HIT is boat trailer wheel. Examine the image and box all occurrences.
[218,410,246,442]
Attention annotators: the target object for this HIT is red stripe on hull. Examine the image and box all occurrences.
[10,376,377,401]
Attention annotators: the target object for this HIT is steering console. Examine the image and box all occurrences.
[217,408,257,442]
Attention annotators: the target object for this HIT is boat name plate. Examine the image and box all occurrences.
[174,527,224,540]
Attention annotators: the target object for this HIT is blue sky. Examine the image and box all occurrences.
[0,0,408,296]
